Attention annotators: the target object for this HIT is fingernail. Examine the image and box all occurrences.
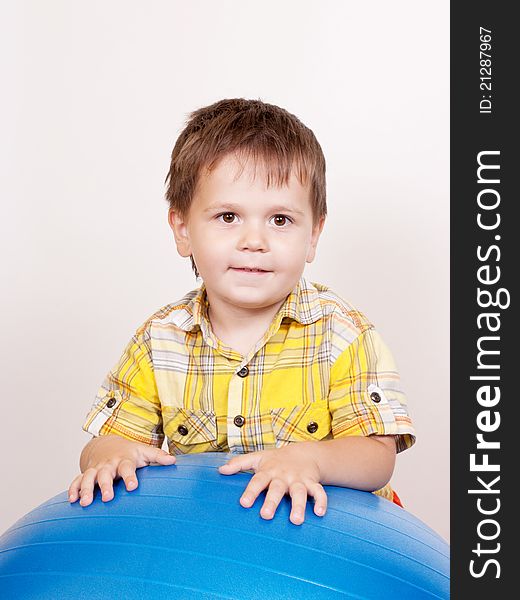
[316,507,324,516]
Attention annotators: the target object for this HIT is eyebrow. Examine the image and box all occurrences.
[203,202,305,216]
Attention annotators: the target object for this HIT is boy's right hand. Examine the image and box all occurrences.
[68,434,176,507]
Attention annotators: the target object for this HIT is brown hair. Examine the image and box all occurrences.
[164,98,326,277]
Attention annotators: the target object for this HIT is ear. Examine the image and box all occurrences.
[306,216,326,263]
[168,208,192,258]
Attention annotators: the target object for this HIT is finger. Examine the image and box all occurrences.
[79,468,99,507]
[288,482,309,525]
[219,453,259,475]
[260,478,287,520]
[68,474,83,503]
[308,482,328,517]
[97,466,117,502]
[240,471,272,508]
[145,447,177,466]
[117,459,139,491]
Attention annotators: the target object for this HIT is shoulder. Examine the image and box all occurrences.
[306,280,392,366]
[307,279,374,335]
[134,286,203,338]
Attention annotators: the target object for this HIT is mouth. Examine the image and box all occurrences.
[230,267,271,273]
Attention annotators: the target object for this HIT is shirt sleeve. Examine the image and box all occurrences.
[82,325,165,447]
[328,327,415,453]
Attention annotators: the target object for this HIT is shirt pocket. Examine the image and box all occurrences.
[270,400,332,447]
[162,407,218,446]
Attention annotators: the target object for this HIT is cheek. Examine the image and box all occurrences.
[193,232,230,266]
[273,232,310,257]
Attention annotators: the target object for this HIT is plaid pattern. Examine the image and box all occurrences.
[83,276,415,502]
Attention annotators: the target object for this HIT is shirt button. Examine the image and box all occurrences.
[307,421,319,434]
[106,398,117,408]
[370,392,381,403]
[177,424,189,436]
[233,415,245,427]
[237,366,249,378]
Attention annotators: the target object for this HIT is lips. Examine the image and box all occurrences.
[230,267,270,272]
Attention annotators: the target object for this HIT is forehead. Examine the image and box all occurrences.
[195,153,311,201]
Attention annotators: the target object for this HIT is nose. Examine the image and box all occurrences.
[237,220,268,252]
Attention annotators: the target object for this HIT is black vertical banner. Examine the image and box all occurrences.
[451,2,516,597]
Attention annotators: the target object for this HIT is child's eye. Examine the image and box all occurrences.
[217,212,237,224]
[271,214,292,227]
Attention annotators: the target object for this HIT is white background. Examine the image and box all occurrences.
[1,1,449,541]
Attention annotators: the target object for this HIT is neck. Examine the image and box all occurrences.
[205,294,286,338]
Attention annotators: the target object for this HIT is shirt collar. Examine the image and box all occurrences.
[277,276,324,325]
[169,276,323,333]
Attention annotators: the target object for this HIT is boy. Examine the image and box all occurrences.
[69,98,415,525]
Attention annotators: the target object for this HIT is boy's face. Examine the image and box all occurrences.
[169,153,325,316]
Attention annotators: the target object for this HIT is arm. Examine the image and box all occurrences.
[298,434,396,491]
[218,434,396,525]
[219,328,412,524]
[75,324,172,506]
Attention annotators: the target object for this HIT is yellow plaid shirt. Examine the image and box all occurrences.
[83,277,415,501]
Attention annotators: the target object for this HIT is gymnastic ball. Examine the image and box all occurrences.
[0,452,449,599]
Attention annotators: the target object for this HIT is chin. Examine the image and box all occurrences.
[227,291,272,305]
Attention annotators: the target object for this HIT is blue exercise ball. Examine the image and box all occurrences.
[0,452,449,599]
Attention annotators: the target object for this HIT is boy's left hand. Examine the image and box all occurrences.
[218,443,326,525]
